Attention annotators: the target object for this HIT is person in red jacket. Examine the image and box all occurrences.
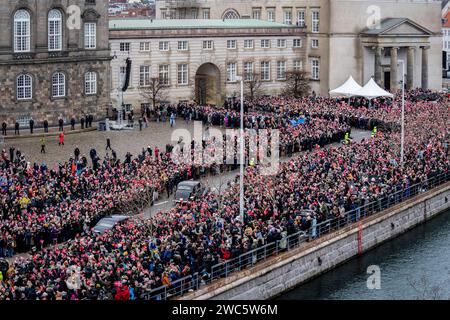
[59,132,65,146]
[114,284,130,300]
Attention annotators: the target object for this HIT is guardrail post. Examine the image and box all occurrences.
[180,278,184,296]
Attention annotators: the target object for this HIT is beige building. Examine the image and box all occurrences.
[155,0,443,94]
[109,19,306,109]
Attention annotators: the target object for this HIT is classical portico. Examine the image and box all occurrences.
[361,18,434,91]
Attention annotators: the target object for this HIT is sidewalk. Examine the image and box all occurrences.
[1,124,98,140]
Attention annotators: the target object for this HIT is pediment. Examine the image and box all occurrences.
[361,18,433,37]
[384,22,431,36]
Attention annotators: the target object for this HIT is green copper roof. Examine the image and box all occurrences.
[109,18,296,30]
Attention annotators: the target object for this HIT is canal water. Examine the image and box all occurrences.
[278,209,450,300]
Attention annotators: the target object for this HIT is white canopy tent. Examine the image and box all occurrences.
[329,76,362,97]
[353,78,394,99]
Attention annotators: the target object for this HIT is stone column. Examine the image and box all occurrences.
[390,47,399,91]
[374,46,383,86]
[407,47,415,90]
[421,46,429,90]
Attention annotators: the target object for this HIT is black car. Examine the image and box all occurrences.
[174,180,206,203]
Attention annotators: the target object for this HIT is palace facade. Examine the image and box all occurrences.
[0,0,111,126]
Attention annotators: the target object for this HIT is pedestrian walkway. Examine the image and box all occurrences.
[2,124,97,140]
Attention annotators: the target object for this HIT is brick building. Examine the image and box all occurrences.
[0,0,111,127]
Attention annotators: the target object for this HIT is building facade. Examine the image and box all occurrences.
[155,0,443,94]
[109,19,306,110]
[0,0,111,127]
[443,5,450,70]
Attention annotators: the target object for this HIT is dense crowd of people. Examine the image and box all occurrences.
[0,90,448,300]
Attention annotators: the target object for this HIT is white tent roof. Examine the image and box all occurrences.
[329,76,362,97]
[353,78,394,99]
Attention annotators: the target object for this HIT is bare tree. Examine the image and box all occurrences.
[115,184,155,216]
[283,70,311,98]
[244,72,263,101]
[139,77,168,110]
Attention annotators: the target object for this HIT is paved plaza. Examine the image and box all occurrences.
[2,120,204,167]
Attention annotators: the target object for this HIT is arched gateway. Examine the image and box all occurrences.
[195,63,221,106]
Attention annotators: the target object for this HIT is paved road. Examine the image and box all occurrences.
[143,128,371,218]
[5,127,370,262]
[1,120,205,167]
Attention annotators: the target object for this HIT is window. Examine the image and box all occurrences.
[191,8,198,19]
[202,8,210,19]
[227,40,237,49]
[277,39,286,48]
[293,38,302,48]
[139,42,150,51]
[202,40,213,50]
[159,65,169,85]
[139,66,151,87]
[226,62,237,82]
[124,104,132,112]
[252,8,261,20]
[17,74,32,100]
[261,61,270,81]
[52,72,65,97]
[311,39,319,48]
[244,62,253,81]
[14,10,31,52]
[311,58,320,80]
[296,9,305,27]
[159,41,170,51]
[261,39,270,48]
[120,42,130,52]
[178,40,188,51]
[312,10,320,33]
[277,61,286,80]
[244,40,254,49]
[48,9,62,51]
[293,60,303,72]
[161,9,167,19]
[223,9,240,20]
[283,9,292,25]
[267,8,275,22]
[84,23,96,49]
[85,72,97,94]
[177,64,188,85]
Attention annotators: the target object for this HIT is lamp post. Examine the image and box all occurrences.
[235,75,245,225]
[398,60,405,167]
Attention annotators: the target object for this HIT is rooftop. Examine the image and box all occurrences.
[444,12,450,28]
[109,18,297,30]
[361,17,432,36]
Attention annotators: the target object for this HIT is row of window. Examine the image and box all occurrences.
[131,59,320,88]
[160,7,320,32]
[443,40,450,50]
[160,7,211,20]
[120,38,309,54]
[15,72,97,100]
[13,9,97,53]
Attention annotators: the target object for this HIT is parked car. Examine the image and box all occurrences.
[93,215,129,234]
[174,180,206,203]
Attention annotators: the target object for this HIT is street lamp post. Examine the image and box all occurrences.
[235,75,245,225]
[398,60,405,167]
